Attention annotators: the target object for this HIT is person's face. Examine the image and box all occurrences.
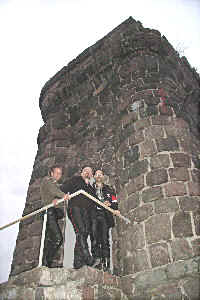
[94,170,104,182]
[81,167,93,179]
[51,168,62,181]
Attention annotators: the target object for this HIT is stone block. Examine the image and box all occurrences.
[130,204,154,222]
[154,197,179,213]
[120,276,135,298]
[96,286,121,300]
[127,192,140,210]
[188,182,200,196]
[134,174,145,191]
[123,224,145,251]
[166,257,200,279]
[122,112,137,127]
[170,238,193,261]
[124,145,139,166]
[148,281,182,300]
[168,167,189,181]
[146,168,168,186]
[191,169,200,183]
[134,118,151,131]
[25,247,40,261]
[123,250,149,275]
[103,272,118,287]
[165,125,189,138]
[134,268,167,289]
[82,286,95,300]
[133,249,150,273]
[151,115,171,125]
[149,243,170,267]
[118,168,129,185]
[28,221,43,237]
[180,136,200,154]
[191,238,200,256]
[129,160,148,178]
[145,214,171,244]
[144,125,164,139]
[140,139,157,159]
[182,276,200,300]
[69,266,103,286]
[11,267,52,287]
[193,211,200,235]
[172,211,193,238]
[150,154,170,170]
[126,175,144,195]
[170,152,191,167]
[156,136,179,152]
[142,186,163,203]
[129,130,144,146]
[164,182,187,196]
[179,196,200,212]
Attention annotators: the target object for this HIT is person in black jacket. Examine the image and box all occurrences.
[90,170,120,272]
[61,166,100,269]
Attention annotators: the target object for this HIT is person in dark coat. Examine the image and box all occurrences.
[40,165,70,267]
[61,166,100,269]
[90,170,120,272]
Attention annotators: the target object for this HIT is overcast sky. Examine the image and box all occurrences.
[0,0,199,284]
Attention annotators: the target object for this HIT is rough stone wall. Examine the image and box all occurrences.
[8,16,200,299]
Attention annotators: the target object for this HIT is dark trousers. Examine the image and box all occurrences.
[90,209,110,259]
[42,208,63,267]
[68,206,93,269]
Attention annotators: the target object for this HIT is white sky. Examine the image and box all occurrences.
[0,0,199,283]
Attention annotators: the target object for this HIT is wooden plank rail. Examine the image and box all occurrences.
[0,189,131,231]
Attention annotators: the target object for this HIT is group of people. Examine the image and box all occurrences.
[40,165,120,272]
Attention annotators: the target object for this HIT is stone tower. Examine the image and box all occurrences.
[1,17,200,299]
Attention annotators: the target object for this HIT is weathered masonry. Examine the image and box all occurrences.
[1,17,200,299]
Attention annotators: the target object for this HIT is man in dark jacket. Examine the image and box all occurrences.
[90,170,120,272]
[40,165,70,267]
[61,166,99,269]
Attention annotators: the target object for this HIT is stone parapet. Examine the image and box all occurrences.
[1,263,200,299]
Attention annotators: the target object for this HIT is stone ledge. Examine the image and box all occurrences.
[1,260,200,299]
[6,266,120,289]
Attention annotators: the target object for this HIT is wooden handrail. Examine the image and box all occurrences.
[0,189,131,231]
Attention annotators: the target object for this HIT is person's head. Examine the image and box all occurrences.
[81,166,93,180]
[94,169,104,183]
[49,165,63,181]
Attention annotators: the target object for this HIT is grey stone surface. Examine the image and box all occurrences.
[179,196,200,212]
[127,192,140,210]
[149,243,170,267]
[166,257,200,279]
[172,211,193,238]
[129,203,154,222]
[170,238,193,261]
[150,154,170,170]
[145,214,171,244]
[142,186,163,203]
[154,197,179,213]
[182,276,200,300]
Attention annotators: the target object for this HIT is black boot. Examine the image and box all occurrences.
[95,257,103,270]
